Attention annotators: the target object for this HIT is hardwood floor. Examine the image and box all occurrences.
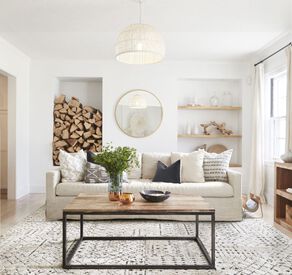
[0,194,291,238]
[0,193,45,235]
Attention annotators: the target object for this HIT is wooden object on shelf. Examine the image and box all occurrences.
[52,95,102,165]
[200,121,233,136]
[178,105,241,110]
[178,134,241,138]
[207,144,227,154]
[274,162,292,232]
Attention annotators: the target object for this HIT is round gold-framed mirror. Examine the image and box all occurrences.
[115,90,163,138]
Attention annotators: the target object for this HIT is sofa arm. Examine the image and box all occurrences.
[227,169,242,198]
[46,169,61,200]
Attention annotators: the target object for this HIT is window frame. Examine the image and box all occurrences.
[264,70,287,161]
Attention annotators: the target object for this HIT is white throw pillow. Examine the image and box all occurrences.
[142,153,171,179]
[171,151,205,182]
[203,149,233,182]
[59,149,87,182]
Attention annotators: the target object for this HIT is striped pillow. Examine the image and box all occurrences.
[203,149,233,182]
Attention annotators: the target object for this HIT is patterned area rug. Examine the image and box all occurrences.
[0,207,291,275]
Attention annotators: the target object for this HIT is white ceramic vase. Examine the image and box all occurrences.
[280,151,292,163]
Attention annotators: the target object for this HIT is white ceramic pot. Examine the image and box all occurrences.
[280,151,292,163]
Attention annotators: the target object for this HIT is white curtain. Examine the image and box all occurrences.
[286,46,292,152]
[249,64,265,202]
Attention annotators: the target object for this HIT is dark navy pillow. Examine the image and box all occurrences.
[152,160,181,183]
[87,151,96,163]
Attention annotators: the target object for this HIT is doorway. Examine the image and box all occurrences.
[0,73,8,199]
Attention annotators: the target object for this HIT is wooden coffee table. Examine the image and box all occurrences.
[62,193,215,270]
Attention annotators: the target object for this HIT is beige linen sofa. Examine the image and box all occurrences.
[46,153,242,221]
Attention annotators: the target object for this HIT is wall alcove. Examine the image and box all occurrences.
[52,77,103,165]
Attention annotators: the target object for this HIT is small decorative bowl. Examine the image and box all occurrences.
[140,190,171,202]
[119,193,135,205]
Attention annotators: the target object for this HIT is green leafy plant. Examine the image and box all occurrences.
[93,144,139,182]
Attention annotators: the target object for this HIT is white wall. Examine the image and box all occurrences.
[29,59,251,193]
[0,36,30,199]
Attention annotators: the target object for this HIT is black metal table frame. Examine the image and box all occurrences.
[62,211,215,270]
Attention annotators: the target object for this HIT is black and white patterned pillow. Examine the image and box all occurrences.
[203,149,233,182]
[84,162,109,183]
[84,158,129,184]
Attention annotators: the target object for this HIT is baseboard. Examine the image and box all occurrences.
[0,188,7,199]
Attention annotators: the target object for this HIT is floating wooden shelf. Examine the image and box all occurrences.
[178,105,242,110]
[229,163,242,167]
[276,189,292,201]
[178,134,242,138]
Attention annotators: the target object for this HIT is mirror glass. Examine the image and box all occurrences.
[115,90,163,138]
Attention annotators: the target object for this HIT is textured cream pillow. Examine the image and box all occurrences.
[171,151,205,182]
[142,153,171,179]
[59,149,87,182]
[203,149,233,182]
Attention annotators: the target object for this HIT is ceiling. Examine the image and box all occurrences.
[0,0,291,61]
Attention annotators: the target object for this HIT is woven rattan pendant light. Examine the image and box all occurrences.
[115,0,165,64]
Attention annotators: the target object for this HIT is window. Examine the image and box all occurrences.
[268,71,287,159]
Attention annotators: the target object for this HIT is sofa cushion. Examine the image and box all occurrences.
[59,149,87,182]
[56,180,233,198]
[84,162,109,183]
[203,149,233,182]
[171,151,205,183]
[142,153,171,179]
[87,151,97,163]
[128,152,142,179]
[85,151,129,182]
[153,160,181,183]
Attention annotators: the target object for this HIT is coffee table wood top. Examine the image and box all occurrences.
[63,193,215,214]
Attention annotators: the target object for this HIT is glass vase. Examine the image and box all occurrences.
[209,95,219,106]
[108,174,122,201]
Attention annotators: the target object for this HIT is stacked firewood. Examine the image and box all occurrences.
[53,95,102,165]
